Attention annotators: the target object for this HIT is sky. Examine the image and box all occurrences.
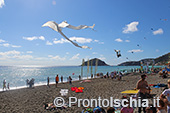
[0,0,170,66]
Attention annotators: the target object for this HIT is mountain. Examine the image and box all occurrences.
[118,52,170,66]
[81,58,109,66]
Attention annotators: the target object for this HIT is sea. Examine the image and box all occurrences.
[0,65,162,91]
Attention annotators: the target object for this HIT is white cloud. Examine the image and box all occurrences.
[46,41,53,45]
[115,38,123,42]
[69,37,92,44]
[23,36,45,41]
[94,40,99,42]
[0,39,5,43]
[0,50,33,60]
[0,50,20,56]
[13,55,33,59]
[0,0,5,8]
[48,55,53,58]
[125,40,130,42]
[99,55,106,60]
[2,43,9,47]
[153,28,163,35]
[51,55,65,60]
[70,53,80,60]
[0,43,21,48]
[128,49,143,53]
[66,52,69,55]
[92,52,97,54]
[26,51,33,54]
[156,49,159,52]
[53,37,93,44]
[11,45,21,48]
[123,21,139,33]
[53,38,68,44]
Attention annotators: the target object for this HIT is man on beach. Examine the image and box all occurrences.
[3,79,7,91]
[160,79,170,113]
[55,75,59,87]
[47,77,50,87]
[136,74,149,113]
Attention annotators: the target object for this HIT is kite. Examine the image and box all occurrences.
[42,21,95,49]
[160,19,167,21]
[151,28,154,30]
[144,37,146,40]
[114,49,121,58]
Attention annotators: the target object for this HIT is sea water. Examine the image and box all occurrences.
[0,65,155,91]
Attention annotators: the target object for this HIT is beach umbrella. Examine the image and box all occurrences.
[42,21,94,49]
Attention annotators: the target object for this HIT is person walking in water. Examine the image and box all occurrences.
[47,77,50,87]
[3,79,7,91]
[55,75,59,87]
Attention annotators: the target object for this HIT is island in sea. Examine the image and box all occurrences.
[81,52,170,66]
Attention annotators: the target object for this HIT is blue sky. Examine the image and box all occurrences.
[0,0,170,66]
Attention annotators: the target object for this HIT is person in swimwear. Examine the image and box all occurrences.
[136,74,149,113]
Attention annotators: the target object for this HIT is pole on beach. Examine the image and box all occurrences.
[95,59,98,78]
[91,59,93,77]
[87,59,89,79]
[81,59,85,80]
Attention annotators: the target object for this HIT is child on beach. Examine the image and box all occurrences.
[160,79,170,113]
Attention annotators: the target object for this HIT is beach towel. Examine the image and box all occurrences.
[121,90,139,94]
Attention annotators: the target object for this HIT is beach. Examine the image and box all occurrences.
[0,72,168,113]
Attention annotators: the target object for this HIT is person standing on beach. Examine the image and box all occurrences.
[47,77,50,87]
[7,83,10,90]
[79,75,81,80]
[61,76,63,83]
[55,75,59,87]
[91,74,93,78]
[160,79,170,113]
[136,74,149,113]
[68,76,72,85]
[3,79,7,91]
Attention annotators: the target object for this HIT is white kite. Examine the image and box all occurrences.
[42,21,95,49]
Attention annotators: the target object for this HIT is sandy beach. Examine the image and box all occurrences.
[0,72,168,113]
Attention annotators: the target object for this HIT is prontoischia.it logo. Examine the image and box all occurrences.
[54,96,160,108]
